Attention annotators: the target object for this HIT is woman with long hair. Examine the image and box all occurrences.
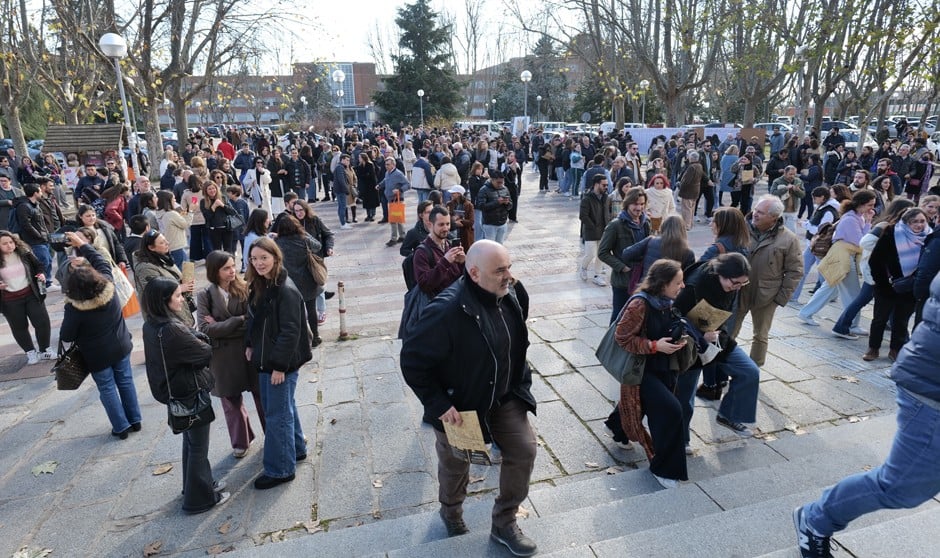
[356,152,380,221]
[719,145,739,207]
[291,199,334,320]
[198,251,265,458]
[274,216,323,346]
[201,181,237,252]
[467,161,488,241]
[0,231,52,364]
[614,259,690,488]
[620,215,695,280]
[59,232,141,439]
[245,237,312,489]
[134,230,195,326]
[155,190,191,269]
[644,174,675,234]
[799,190,877,327]
[607,176,635,222]
[865,207,932,361]
[74,204,128,269]
[142,276,229,513]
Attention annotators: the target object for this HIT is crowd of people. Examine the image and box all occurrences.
[1,118,939,555]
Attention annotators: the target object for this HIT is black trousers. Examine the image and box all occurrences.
[730,183,754,215]
[303,298,319,341]
[2,293,50,352]
[208,228,234,253]
[869,290,916,352]
[507,182,520,221]
[181,422,216,513]
[694,185,716,218]
[641,369,688,481]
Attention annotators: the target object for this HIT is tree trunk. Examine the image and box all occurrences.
[742,99,756,128]
[665,92,680,127]
[174,103,190,139]
[2,103,27,159]
[613,97,625,129]
[143,104,162,179]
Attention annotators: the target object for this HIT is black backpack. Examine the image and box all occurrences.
[402,243,435,291]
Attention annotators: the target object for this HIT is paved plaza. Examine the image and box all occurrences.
[0,170,900,557]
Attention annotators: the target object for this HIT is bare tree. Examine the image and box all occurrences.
[0,0,37,155]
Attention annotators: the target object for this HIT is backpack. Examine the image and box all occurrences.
[810,220,838,259]
[401,243,435,291]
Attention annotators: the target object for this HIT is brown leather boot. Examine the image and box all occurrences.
[862,348,879,361]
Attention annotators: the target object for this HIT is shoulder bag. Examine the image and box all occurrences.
[159,326,215,434]
[596,299,647,385]
[53,340,89,390]
[306,243,328,286]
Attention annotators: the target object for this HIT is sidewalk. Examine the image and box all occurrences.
[0,171,896,557]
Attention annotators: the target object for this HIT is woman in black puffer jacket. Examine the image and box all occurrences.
[142,276,229,515]
[244,236,313,490]
[274,215,323,347]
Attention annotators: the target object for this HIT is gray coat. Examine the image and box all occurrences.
[196,284,259,398]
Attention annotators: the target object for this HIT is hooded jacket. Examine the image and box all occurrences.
[891,273,940,403]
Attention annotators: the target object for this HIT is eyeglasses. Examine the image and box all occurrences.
[728,278,750,288]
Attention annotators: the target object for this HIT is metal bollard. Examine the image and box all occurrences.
[337,281,349,340]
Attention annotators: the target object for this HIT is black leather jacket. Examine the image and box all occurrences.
[400,275,535,441]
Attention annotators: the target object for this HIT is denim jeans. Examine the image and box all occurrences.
[678,346,760,426]
[791,242,819,302]
[336,192,347,225]
[258,370,305,478]
[557,167,569,192]
[833,282,875,334]
[90,353,142,434]
[170,248,187,271]
[31,244,52,286]
[482,223,507,244]
[416,189,430,204]
[804,388,940,536]
[474,209,485,241]
[799,258,861,327]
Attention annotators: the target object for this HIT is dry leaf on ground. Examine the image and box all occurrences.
[604,466,623,475]
[152,464,173,476]
[515,505,530,519]
[217,521,231,534]
[270,530,285,542]
[833,375,860,384]
[469,475,486,484]
[206,545,234,555]
[372,479,384,488]
[584,461,601,468]
[12,546,53,558]
[302,520,323,534]
[143,540,163,557]
[30,461,58,477]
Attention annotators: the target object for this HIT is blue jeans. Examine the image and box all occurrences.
[799,258,861,327]
[90,353,141,434]
[336,192,347,225]
[557,167,569,192]
[474,209,485,241]
[677,346,760,429]
[170,248,187,271]
[790,242,819,302]
[416,189,430,204]
[482,223,507,244]
[31,244,52,286]
[805,388,940,536]
[258,371,305,478]
[833,282,875,334]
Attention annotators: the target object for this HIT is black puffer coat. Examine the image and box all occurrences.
[143,317,214,404]
[245,271,312,373]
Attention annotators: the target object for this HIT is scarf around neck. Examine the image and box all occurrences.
[894,221,931,277]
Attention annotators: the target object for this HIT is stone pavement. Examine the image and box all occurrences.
[0,170,900,557]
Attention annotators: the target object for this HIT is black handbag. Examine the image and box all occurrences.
[223,212,246,232]
[159,327,215,434]
[890,274,915,294]
[53,340,89,390]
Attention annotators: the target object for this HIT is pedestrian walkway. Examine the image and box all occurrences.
[0,170,898,557]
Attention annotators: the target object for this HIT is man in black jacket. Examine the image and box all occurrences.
[401,240,538,557]
[15,183,51,286]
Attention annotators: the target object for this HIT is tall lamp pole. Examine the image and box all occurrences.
[98,33,142,179]
[332,69,346,130]
[300,95,307,123]
[520,70,532,118]
[536,95,542,122]
[492,98,496,121]
[639,79,650,125]
[417,89,424,126]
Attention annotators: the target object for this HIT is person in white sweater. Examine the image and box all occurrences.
[645,174,676,234]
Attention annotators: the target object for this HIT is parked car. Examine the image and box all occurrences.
[841,128,878,152]
[820,121,852,132]
[928,132,940,160]
[753,122,793,134]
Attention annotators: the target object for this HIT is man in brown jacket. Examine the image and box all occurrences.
[579,174,610,286]
[678,151,707,230]
[733,195,804,366]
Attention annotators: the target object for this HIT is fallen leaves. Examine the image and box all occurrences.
[206,544,234,555]
[468,475,486,484]
[329,418,337,425]
[371,479,384,488]
[515,505,530,519]
[584,461,601,469]
[30,461,58,477]
[604,466,623,475]
[301,520,323,534]
[143,540,163,557]
[152,464,173,476]
[784,423,806,435]
[217,521,231,534]
[12,547,52,558]
[833,375,860,384]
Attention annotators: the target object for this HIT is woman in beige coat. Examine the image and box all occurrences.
[197,250,264,458]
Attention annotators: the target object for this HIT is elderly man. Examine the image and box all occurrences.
[733,195,804,367]
[678,150,707,230]
[400,240,538,556]
[770,165,805,233]
[378,156,410,245]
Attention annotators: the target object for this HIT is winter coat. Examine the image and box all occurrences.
[13,197,48,245]
[890,273,940,402]
[133,252,195,327]
[245,271,312,373]
[914,229,940,301]
[477,181,511,226]
[59,244,133,372]
[579,190,609,241]
[413,235,464,297]
[770,176,806,214]
[275,234,323,300]
[0,244,45,314]
[143,317,214,405]
[200,197,237,231]
[818,240,862,286]
[597,213,651,289]
[678,162,706,200]
[620,236,695,279]
[400,275,535,441]
[196,284,258,398]
[433,163,460,191]
[742,219,803,308]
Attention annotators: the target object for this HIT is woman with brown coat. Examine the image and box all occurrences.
[197,250,265,458]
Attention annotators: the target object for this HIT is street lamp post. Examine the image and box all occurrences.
[417,89,424,126]
[98,33,142,179]
[639,79,650,125]
[332,69,346,130]
[520,70,532,118]
[491,98,496,121]
[300,95,307,123]
[536,95,542,122]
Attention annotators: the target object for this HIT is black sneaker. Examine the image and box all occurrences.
[491,523,537,557]
[439,509,469,537]
[793,506,833,557]
[716,414,753,437]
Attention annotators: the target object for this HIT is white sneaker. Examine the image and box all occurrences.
[652,472,678,489]
[592,276,607,287]
[40,348,56,360]
[579,267,589,281]
[340,224,352,230]
[798,315,819,326]
[685,444,694,456]
[26,350,40,365]
[46,284,60,293]
[849,327,869,336]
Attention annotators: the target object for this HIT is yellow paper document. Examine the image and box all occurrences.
[442,411,496,466]
[686,299,733,332]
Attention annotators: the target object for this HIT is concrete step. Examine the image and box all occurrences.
[229,413,899,557]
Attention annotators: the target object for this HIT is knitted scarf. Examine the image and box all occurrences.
[894,221,930,277]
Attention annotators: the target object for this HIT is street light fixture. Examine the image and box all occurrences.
[639,79,650,125]
[520,70,532,118]
[299,95,307,122]
[492,98,496,121]
[332,69,346,129]
[417,89,425,126]
[536,95,542,122]
[98,32,142,179]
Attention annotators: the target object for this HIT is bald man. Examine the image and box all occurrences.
[400,240,538,556]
